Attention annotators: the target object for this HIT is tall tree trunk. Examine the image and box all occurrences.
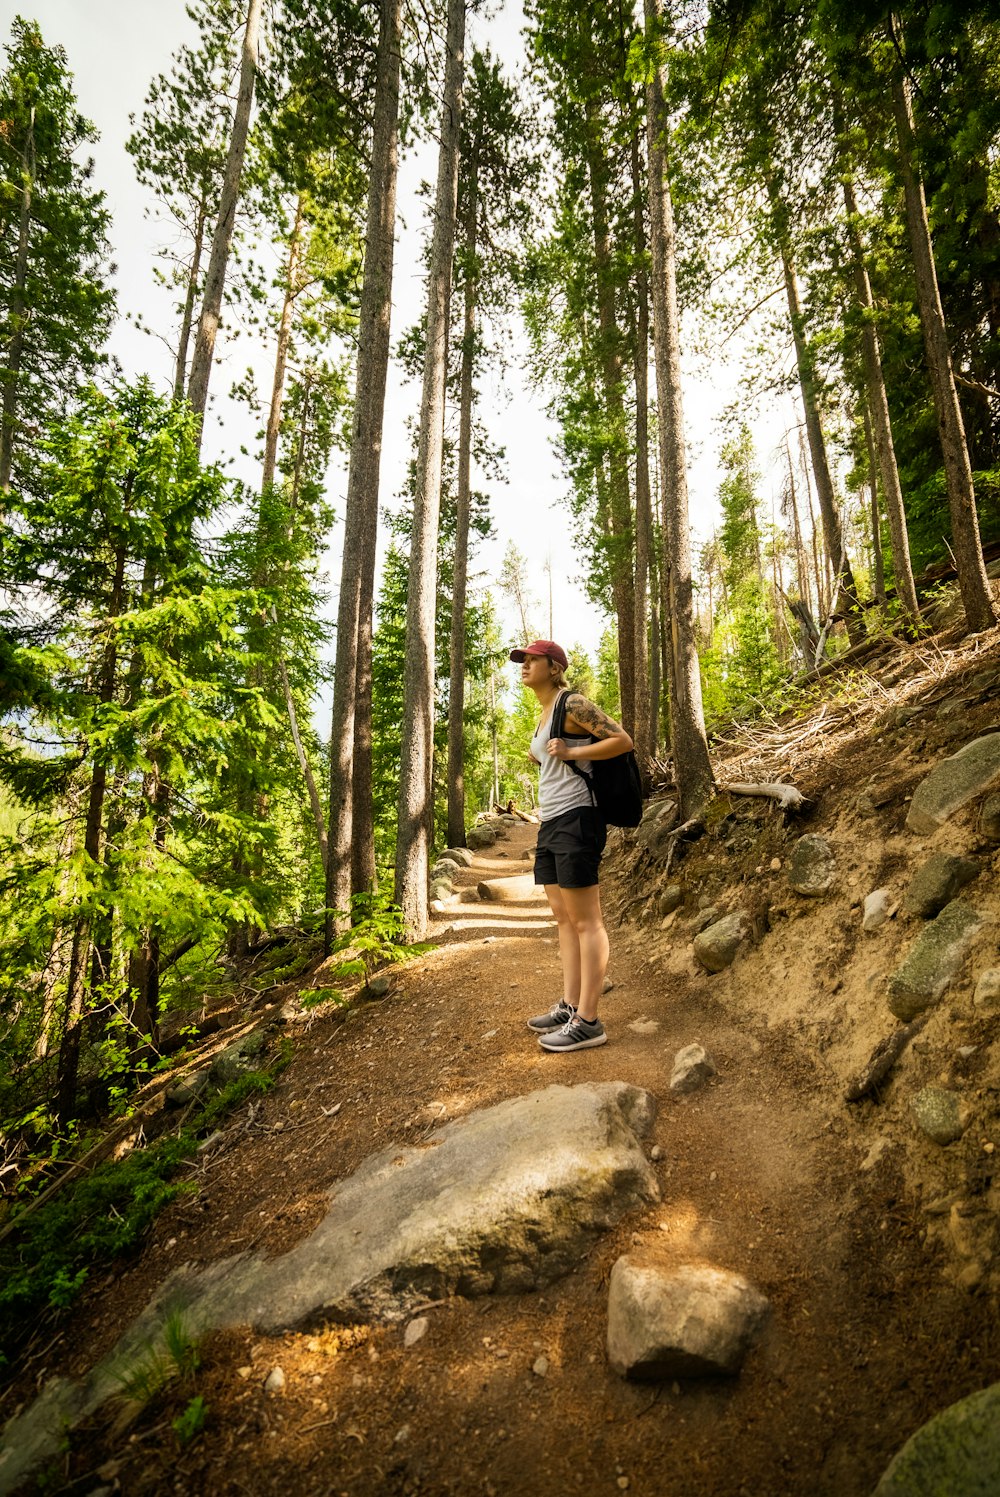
[841,162,919,624]
[325,0,403,945]
[584,98,636,736]
[447,150,478,849]
[645,0,713,818]
[187,0,263,434]
[173,205,207,402]
[1,105,34,493]
[262,195,305,491]
[630,128,653,779]
[395,0,465,939]
[771,205,863,644]
[863,402,887,607]
[351,516,377,898]
[890,53,997,632]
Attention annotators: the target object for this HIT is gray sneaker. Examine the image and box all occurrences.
[538,1015,607,1052]
[527,999,576,1033]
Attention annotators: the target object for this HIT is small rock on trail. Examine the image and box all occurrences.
[606,1259,770,1379]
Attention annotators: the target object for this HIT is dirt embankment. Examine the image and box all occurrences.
[4,627,1000,1497]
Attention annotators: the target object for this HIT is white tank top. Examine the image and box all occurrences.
[530,697,594,822]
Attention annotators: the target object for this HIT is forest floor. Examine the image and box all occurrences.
[6,623,1000,1496]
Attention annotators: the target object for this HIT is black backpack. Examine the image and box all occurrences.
[550,690,644,829]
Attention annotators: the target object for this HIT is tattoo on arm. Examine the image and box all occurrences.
[565,694,625,740]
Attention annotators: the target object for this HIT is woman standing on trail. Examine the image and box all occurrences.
[510,640,633,1052]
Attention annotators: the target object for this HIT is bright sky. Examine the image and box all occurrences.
[8,0,806,692]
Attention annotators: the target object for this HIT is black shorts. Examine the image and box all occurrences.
[533,806,608,889]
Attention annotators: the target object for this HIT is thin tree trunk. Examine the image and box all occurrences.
[290,369,313,507]
[584,98,636,736]
[1,105,34,492]
[447,152,478,849]
[841,160,919,623]
[772,212,863,644]
[173,205,207,402]
[262,195,305,491]
[630,127,653,779]
[645,0,713,817]
[187,0,263,433]
[395,0,465,939]
[784,440,810,613]
[277,655,328,870]
[325,0,402,945]
[863,401,887,606]
[890,51,997,632]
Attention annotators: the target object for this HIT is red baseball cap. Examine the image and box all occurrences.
[509,639,568,669]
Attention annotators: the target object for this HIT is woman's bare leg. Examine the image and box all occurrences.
[544,884,581,1008]
[556,884,608,1022]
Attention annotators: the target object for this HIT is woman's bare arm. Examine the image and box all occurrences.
[547,694,633,761]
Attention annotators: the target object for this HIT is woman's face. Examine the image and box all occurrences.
[520,653,553,688]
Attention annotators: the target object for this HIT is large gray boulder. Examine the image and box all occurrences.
[873,1382,1000,1497]
[606,1259,769,1379]
[906,735,1000,835]
[693,912,749,973]
[787,834,836,896]
[443,847,475,867]
[466,824,497,850]
[902,853,980,918]
[887,899,986,1020]
[0,1083,658,1496]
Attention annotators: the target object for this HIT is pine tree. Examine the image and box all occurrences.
[0,18,114,493]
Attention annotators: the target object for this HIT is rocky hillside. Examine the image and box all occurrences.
[606,626,1000,1301]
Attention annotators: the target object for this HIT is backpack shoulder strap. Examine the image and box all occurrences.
[549,689,570,740]
[551,689,596,800]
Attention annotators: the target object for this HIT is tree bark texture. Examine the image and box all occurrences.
[447,151,478,849]
[394,0,465,939]
[890,61,997,632]
[325,0,402,944]
[584,98,636,736]
[187,0,262,433]
[841,166,919,624]
[645,0,714,818]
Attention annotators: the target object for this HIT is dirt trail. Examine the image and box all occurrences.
[11,817,1000,1496]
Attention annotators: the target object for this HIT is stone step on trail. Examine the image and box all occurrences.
[476,873,547,904]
